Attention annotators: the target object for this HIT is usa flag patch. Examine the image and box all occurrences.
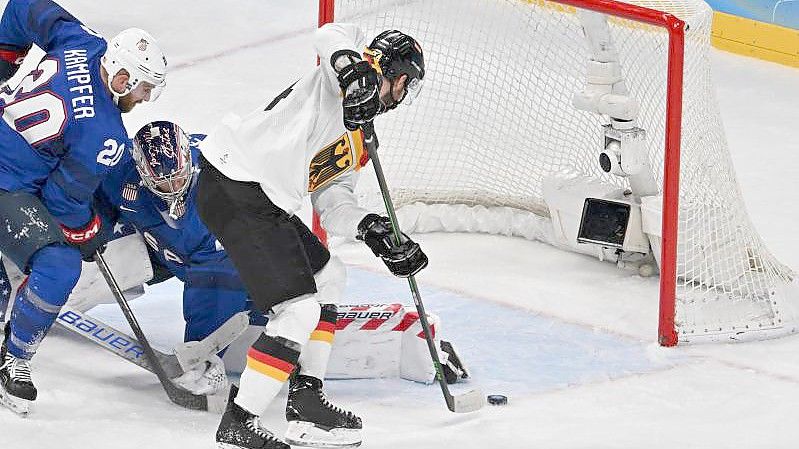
[122,183,138,201]
[172,200,186,218]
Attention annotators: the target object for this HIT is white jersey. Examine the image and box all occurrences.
[199,23,371,239]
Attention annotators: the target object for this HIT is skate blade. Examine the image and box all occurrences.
[285,421,362,448]
[0,385,31,417]
[217,444,253,449]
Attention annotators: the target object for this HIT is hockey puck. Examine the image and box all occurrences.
[487,394,507,406]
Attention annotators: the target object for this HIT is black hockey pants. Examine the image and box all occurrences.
[196,156,330,313]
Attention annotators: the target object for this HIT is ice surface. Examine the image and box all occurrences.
[2,1,799,448]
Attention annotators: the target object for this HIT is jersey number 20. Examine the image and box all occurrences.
[0,58,66,146]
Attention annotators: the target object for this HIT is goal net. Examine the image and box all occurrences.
[319,0,799,345]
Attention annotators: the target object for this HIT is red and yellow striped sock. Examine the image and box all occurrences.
[234,333,300,414]
[298,304,337,379]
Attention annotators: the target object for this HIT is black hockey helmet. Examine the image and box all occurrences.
[365,30,425,106]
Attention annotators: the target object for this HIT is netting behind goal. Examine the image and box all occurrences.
[321,0,799,344]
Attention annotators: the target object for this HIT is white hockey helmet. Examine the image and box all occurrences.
[101,28,167,102]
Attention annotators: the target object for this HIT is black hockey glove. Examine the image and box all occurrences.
[331,50,382,131]
[60,214,113,262]
[356,214,428,277]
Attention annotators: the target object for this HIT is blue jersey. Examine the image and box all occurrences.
[96,135,249,342]
[98,137,220,278]
[0,0,130,228]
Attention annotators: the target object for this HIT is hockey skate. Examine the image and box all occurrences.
[285,375,362,448]
[0,325,36,417]
[216,385,289,449]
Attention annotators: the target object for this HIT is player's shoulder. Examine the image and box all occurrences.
[67,116,129,155]
[48,21,107,58]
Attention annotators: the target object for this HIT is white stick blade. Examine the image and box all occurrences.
[452,388,485,413]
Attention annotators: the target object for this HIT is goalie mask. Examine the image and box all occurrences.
[365,30,425,109]
[132,121,194,222]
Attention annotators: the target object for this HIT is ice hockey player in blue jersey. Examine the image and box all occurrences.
[94,121,248,395]
[0,0,167,416]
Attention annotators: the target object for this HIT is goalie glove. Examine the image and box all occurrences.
[331,50,382,131]
[174,354,229,395]
[357,214,428,277]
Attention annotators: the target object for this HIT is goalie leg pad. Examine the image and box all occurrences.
[0,191,64,273]
[65,233,153,312]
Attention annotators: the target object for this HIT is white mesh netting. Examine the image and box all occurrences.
[331,0,799,343]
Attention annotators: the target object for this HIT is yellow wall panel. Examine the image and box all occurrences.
[712,11,799,68]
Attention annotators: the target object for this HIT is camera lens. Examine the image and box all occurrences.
[599,152,612,173]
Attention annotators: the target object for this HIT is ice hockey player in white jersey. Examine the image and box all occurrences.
[196,24,425,449]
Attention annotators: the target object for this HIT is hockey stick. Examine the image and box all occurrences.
[93,251,226,412]
[57,305,248,379]
[57,304,185,378]
[361,122,484,413]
